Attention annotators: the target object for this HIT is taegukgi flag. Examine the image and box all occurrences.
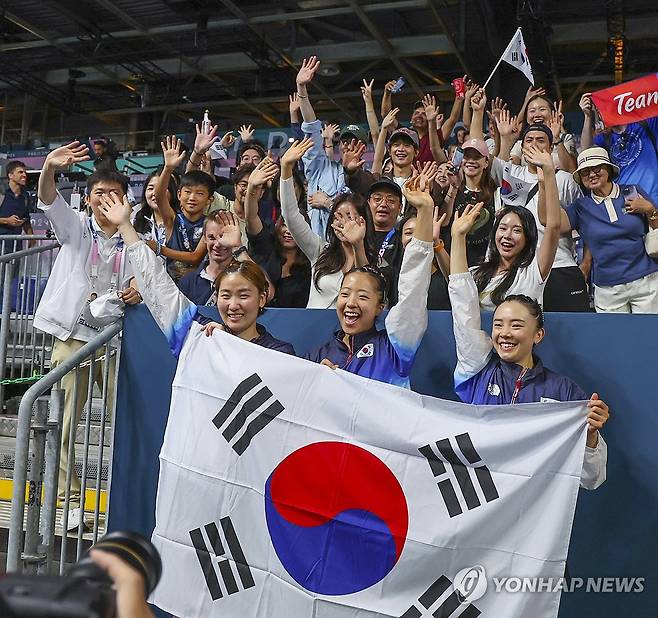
[150,326,588,618]
[501,28,535,85]
[501,163,537,207]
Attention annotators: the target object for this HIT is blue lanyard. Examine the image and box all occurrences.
[378,228,396,260]
[176,214,192,251]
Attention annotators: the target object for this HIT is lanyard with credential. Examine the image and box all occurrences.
[89,220,124,297]
[378,228,396,260]
[177,214,192,251]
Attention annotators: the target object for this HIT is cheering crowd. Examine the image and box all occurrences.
[9,55,658,530]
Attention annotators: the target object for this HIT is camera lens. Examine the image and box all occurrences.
[70,530,162,595]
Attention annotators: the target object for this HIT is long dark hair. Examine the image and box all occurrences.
[313,193,377,291]
[472,205,538,307]
[459,156,496,207]
[274,216,310,275]
[522,94,555,132]
[133,167,179,235]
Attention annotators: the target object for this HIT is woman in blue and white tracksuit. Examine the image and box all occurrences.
[99,194,294,359]
[304,174,435,389]
[448,203,609,490]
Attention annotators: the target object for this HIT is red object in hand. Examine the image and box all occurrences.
[452,77,466,98]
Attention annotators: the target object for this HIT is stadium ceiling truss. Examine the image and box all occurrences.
[0,0,657,131]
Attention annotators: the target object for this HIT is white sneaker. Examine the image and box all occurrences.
[66,507,93,532]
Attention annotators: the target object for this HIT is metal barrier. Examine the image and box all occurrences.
[0,236,59,410]
[6,322,122,573]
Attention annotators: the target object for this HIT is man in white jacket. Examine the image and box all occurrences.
[34,142,141,531]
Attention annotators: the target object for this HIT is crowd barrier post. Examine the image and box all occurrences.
[0,236,59,410]
[6,322,122,574]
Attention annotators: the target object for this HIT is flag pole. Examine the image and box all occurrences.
[482,28,521,90]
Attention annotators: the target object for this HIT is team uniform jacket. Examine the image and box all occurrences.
[126,241,294,357]
[448,271,607,490]
[305,236,433,389]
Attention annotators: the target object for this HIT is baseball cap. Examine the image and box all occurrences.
[388,127,420,149]
[461,138,490,159]
[367,177,403,201]
[339,124,368,144]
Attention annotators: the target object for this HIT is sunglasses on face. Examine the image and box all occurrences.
[581,165,604,178]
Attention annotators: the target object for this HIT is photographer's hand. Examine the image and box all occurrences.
[90,549,154,618]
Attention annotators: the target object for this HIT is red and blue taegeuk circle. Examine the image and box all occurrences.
[264,441,408,595]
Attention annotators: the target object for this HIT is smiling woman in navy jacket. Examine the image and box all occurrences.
[98,193,294,358]
[447,203,609,489]
[304,174,435,389]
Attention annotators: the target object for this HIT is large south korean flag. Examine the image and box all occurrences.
[150,326,588,617]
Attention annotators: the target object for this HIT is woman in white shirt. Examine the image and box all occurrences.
[450,144,562,311]
[280,138,377,308]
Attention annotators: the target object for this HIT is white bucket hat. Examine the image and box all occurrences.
[573,146,620,184]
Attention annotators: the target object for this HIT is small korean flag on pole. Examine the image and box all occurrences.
[502,28,534,85]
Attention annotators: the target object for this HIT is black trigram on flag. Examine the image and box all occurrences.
[419,432,499,518]
[400,574,481,617]
[213,372,284,455]
[189,517,256,601]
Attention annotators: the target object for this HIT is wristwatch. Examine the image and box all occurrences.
[232,246,248,259]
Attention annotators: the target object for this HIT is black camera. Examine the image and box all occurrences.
[0,530,162,618]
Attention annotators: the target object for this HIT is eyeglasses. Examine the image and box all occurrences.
[370,194,400,207]
[581,165,604,178]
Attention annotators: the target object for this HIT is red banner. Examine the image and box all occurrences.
[591,73,658,127]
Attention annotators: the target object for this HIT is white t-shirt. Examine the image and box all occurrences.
[510,133,577,169]
[490,158,583,269]
[470,255,547,312]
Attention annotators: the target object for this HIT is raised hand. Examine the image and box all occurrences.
[490,96,508,121]
[238,124,254,143]
[381,107,399,131]
[451,202,484,238]
[322,123,341,141]
[432,207,448,243]
[341,138,366,173]
[281,137,314,170]
[296,56,320,87]
[193,124,218,155]
[161,135,186,169]
[402,175,434,211]
[248,157,279,188]
[216,211,242,248]
[219,131,235,148]
[43,141,90,170]
[470,89,487,112]
[416,160,439,186]
[522,144,555,172]
[360,78,374,103]
[422,94,438,122]
[549,100,565,141]
[332,211,366,246]
[99,193,132,227]
[579,93,593,117]
[464,80,480,102]
[524,85,547,104]
[435,113,445,131]
[495,109,520,138]
[384,79,397,94]
[289,93,301,116]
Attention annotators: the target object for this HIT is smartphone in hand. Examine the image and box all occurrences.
[449,147,464,174]
[390,77,405,94]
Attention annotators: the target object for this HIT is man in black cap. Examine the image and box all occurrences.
[366,178,405,304]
